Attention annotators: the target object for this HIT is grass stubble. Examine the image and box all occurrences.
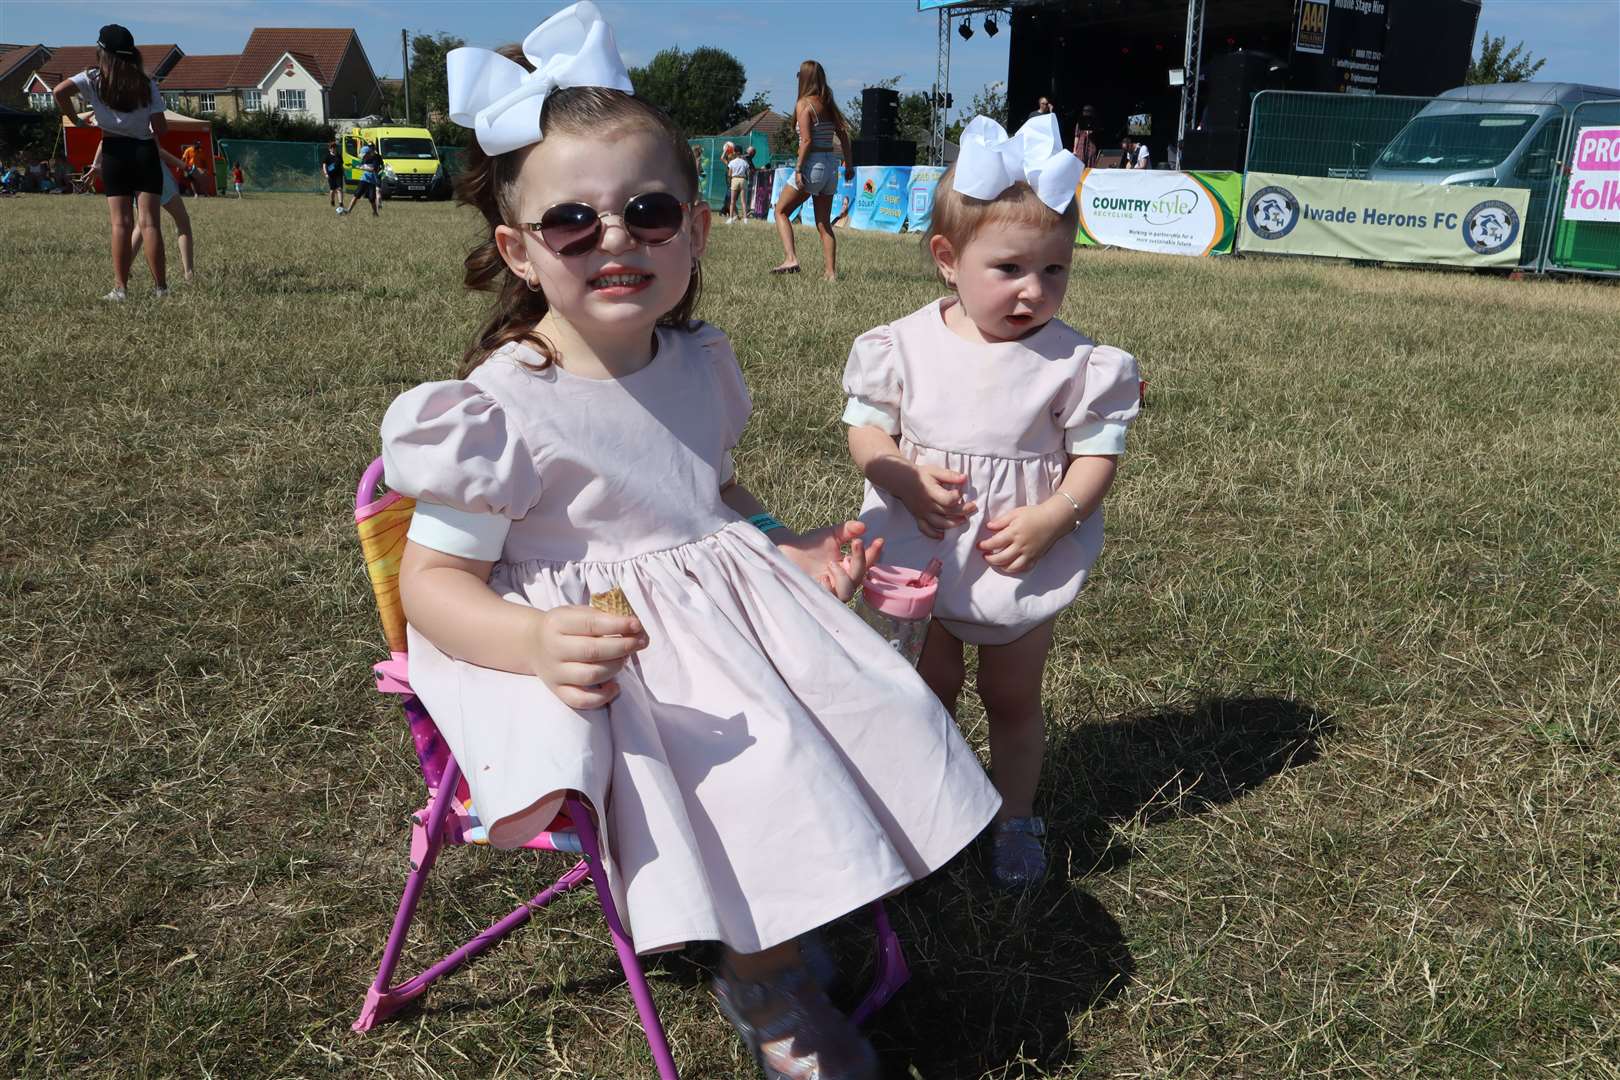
[1,194,1616,1078]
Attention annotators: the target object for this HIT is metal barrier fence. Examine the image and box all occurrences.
[218,139,325,193]
[1545,99,1620,277]
[1245,90,1606,274]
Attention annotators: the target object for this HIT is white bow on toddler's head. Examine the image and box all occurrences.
[447,1,633,156]
[953,113,1083,214]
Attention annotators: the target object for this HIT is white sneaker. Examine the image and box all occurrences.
[152,287,169,299]
[103,287,127,302]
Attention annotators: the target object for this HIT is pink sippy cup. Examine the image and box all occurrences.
[853,559,942,666]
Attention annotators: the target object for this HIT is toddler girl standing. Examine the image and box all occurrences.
[381,7,999,1078]
[843,114,1141,891]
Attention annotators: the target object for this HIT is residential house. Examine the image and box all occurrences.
[161,54,242,117]
[228,28,381,122]
[20,42,183,110]
[0,45,51,109]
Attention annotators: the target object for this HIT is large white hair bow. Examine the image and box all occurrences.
[447,2,633,156]
[953,113,1082,214]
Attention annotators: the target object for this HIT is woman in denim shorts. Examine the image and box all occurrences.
[771,60,854,281]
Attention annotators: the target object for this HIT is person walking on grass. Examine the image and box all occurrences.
[321,140,342,208]
[89,139,196,283]
[771,60,854,280]
[231,161,244,198]
[341,143,383,216]
[725,144,750,223]
[52,23,168,301]
[843,113,1141,891]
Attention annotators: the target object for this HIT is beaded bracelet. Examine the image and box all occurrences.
[1057,491,1083,531]
[748,512,789,535]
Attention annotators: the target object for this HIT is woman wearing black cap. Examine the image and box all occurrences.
[52,24,169,301]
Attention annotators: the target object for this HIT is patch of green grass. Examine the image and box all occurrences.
[2,193,1618,1078]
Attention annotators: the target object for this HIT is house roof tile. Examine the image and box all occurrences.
[228,28,356,88]
[161,54,241,90]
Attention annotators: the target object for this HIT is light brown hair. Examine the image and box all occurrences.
[454,48,702,377]
[795,60,849,134]
[923,164,1081,287]
[93,45,154,114]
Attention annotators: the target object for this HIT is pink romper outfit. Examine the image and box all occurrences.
[842,299,1141,646]
[380,322,1001,955]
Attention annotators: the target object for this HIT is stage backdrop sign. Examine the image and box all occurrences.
[850,166,912,233]
[1565,126,1620,223]
[1075,168,1241,256]
[906,165,947,233]
[1239,171,1531,267]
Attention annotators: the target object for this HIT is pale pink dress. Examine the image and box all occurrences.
[380,322,1001,956]
[842,299,1141,646]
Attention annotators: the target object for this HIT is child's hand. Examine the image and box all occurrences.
[528,606,648,711]
[979,501,1071,574]
[776,520,883,601]
[899,465,977,539]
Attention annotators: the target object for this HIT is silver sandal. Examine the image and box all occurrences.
[712,962,878,1080]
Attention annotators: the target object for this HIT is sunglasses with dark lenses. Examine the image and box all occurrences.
[526,191,693,257]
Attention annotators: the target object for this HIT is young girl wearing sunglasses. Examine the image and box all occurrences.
[379,7,998,1078]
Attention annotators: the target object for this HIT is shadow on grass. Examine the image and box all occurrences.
[1050,695,1335,874]
[864,695,1331,1077]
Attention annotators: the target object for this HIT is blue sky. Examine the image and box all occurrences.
[4,0,1617,115]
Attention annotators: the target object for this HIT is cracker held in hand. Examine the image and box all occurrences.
[590,586,637,621]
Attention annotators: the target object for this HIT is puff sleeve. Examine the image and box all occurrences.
[693,323,753,485]
[380,381,543,560]
[840,324,902,435]
[1059,345,1142,456]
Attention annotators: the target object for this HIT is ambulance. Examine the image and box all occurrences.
[341,124,448,200]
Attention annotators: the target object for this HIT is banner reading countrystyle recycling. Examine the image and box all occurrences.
[1075,169,1242,256]
[1239,171,1532,267]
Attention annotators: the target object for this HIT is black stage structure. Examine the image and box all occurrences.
[927,0,1481,169]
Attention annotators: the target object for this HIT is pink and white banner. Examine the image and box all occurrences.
[1565,126,1620,223]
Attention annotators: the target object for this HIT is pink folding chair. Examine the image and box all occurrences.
[349,457,911,1077]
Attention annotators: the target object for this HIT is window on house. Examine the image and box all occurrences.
[243,89,261,112]
[28,92,51,110]
[163,92,179,109]
[199,93,215,113]
[277,89,307,112]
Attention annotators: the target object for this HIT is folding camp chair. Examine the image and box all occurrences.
[350,456,911,1077]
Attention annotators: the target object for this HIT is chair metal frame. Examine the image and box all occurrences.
[349,457,910,1077]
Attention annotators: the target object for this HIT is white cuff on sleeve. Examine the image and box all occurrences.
[841,396,901,435]
[407,501,511,560]
[1066,419,1128,456]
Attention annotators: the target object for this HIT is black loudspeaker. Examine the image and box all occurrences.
[861,87,900,139]
[1380,0,1481,95]
[1200,50,1286,132]
[851,137,916,167]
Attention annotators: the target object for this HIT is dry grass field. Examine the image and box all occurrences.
[2,192,1617,1078]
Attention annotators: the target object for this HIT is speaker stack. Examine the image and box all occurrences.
[852,86,915,166]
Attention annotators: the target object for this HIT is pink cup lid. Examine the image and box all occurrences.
[861,560,940,621]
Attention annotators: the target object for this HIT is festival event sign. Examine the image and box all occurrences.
[1564,126,1620,223]
[906,165,947,234]
[1075,169,1241,256]
[1239,171,1531,267]
[850,166,913,233]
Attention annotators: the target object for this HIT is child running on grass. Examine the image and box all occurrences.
[842,113,1141,892]
[231,161,243,197]
[379,6,999,1078]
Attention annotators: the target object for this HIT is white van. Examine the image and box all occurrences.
[1369,82,1620,189]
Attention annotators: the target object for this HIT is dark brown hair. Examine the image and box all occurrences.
[93,45,154,114]
[923,163,1081,288]
[454,50,702,377]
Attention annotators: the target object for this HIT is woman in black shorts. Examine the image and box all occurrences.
[52,24,169,301]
